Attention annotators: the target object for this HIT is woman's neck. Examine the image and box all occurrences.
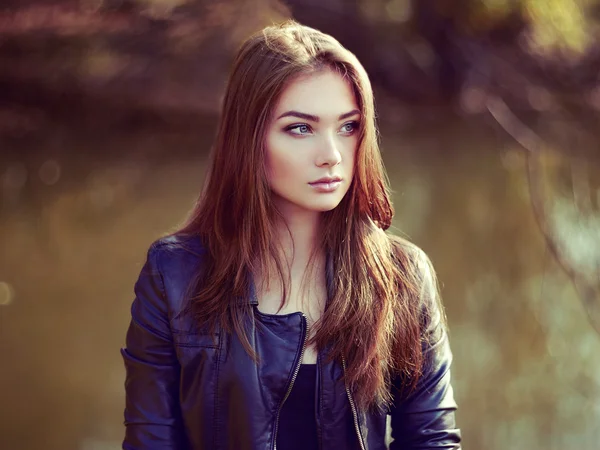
[256,205,326,327]
[255,203,326,294]
[275,210,321,270]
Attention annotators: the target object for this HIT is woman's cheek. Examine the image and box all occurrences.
[265,133,285,177]
[269,137,307,179]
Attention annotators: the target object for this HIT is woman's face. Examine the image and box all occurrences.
[265,69,360,215]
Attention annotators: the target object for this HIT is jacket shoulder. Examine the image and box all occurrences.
[149,233,206,258]
[145,233,207,323]
[386,233,444,334]
[387,233,434,288]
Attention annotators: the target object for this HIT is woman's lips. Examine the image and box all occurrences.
[308,180,342,192]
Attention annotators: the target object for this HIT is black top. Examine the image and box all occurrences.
[276,364,319,450]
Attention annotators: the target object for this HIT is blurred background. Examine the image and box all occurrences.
[1,0,600,449]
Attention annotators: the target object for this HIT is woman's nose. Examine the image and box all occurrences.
[315,133,342,167]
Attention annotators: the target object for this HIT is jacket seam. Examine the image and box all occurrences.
[148,241,168,310]
[213,325,223,449]
[317,352,324,450]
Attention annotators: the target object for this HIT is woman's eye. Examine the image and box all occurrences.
[285,124,312,135]
[340,121,359,134]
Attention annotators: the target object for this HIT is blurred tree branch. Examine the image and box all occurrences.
[487,95,600,336]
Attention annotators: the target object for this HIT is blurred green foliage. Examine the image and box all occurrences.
[359,0,598,54]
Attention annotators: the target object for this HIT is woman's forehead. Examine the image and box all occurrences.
[273,70,358,120]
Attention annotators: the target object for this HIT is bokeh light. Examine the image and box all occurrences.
[39,160,62,186]
[0,281,15,306]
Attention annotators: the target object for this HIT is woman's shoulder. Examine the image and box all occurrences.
[386,233,445,332]
[131,234,213,339]
[142,233,208,311]
[386,232,431,272]
[146,233,207,268]
[385,232,440,309]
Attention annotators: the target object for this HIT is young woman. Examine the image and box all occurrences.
[121,20,461,450]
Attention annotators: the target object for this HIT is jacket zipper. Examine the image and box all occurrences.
[272,313,309,450]
[342,357,366,450]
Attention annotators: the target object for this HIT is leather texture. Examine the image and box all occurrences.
[121,234,462,449]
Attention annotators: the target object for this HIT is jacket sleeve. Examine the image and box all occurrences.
[389,250,461,449]
[121,242,187,449]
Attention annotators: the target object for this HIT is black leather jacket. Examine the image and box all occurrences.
[121,235,461,449]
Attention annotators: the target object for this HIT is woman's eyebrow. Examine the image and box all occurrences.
[276,109,360,122]
[338,109,360,120]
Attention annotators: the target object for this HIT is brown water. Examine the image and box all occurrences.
[1,111,599,450]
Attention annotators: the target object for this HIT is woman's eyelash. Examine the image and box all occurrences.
[284,123,312,133]
[284,121,360,134]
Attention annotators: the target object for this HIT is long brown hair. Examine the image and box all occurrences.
[175,20,445,411]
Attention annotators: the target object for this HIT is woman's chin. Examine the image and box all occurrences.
[307,199,344,212]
